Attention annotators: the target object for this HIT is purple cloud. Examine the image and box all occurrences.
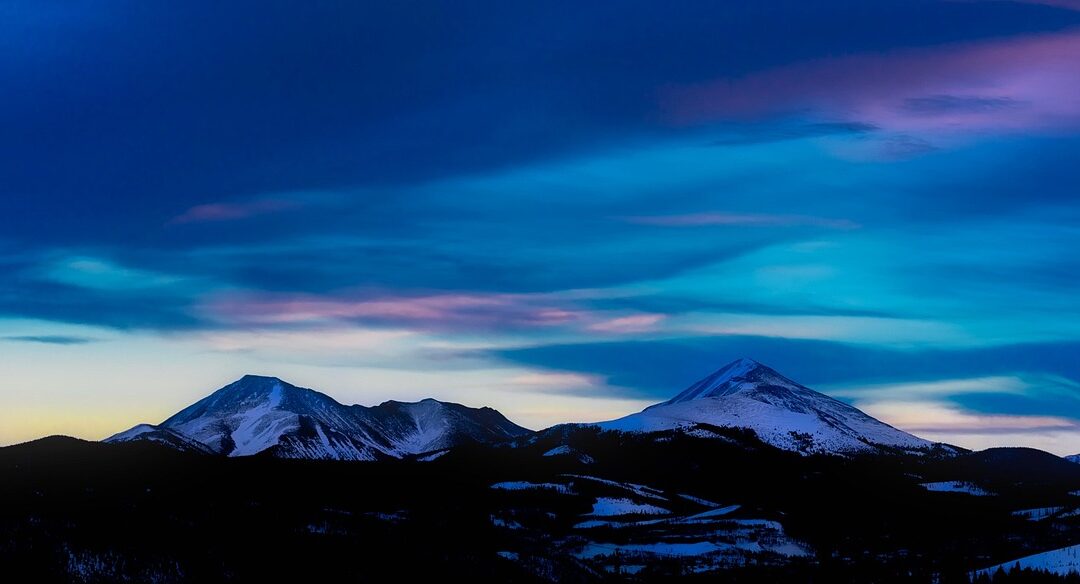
[199,290,676,337]
[663,29,1080,136]
[170,199,301,225]
[200,291,584,331]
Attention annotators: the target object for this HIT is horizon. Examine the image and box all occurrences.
[5,1,1080,456]
[18,356,1080,457]
[83,356,837,438]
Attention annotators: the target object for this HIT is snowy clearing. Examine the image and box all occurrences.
[542,445,596,464]
[919,481,993,496]
[682,505,742,522]
[588,497,670,517]
[490,481,574,494]
[1011,507,1064,521]
[416,450,449,462]
[563,474,667,501]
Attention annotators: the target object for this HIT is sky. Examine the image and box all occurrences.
[3,0,1080,453]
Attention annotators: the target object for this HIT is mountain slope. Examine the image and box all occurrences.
[595,358,935,455]
[106,375,530,460]
[106,424,216,454]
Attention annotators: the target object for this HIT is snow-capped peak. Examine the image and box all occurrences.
[105,375,531,460]
[597,358,936,455]
[659,358,796,406]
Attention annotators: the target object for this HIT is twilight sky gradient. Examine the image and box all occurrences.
[4,1,1080,453]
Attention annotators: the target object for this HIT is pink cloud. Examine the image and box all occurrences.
[624,213,859,230]
[201,291,586,331]
[201,291,674,336]
[664,28,1080,136]
[170,199,300,224]
[587,314,666,334]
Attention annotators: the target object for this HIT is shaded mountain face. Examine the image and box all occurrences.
[106,375,531,460]
[595,358,936,455]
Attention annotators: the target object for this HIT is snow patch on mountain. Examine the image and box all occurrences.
[974,543,1080,577]
[543,445,596,464]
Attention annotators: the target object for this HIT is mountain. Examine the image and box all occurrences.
[106,375,531,460]
[1065,453,1080,464]
[594,358,935,455]
[956,447,1080,485]
[106,424,216,454]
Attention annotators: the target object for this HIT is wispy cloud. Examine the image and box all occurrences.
[680,313,970,347]
[200,290,680,339]
[38,256,189,291]
[623,213,859,230]
[860,400,1080,435]
[170,199,301,225]
[665,29,1080,138]
[832,373,1080,453]
[587,314,666,334]
[1,335,97,345]
[200,291,584,331]
[827,376,1030,401]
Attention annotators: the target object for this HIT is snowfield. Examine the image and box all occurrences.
[920,481,993,496]
[974,544,1080,577]
[682,505,742,522]
[491,481,575,494]
[563,474,668,501]
[416,450,449,462]
[587,497,670,517]
[1011,507,1064,521]
[572,518,812,566]
[575,541,724,559]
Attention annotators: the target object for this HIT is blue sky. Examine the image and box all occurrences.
[3,0,1080,452]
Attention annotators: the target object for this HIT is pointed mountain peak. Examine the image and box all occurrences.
[714,357,767,378]
[236,374,286,385]
[600,356,935,455]
[222,374,294,396]
[661,357,799,405]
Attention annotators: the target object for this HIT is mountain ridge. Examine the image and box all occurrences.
[106,358,949,461]
[107,375,531,460]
